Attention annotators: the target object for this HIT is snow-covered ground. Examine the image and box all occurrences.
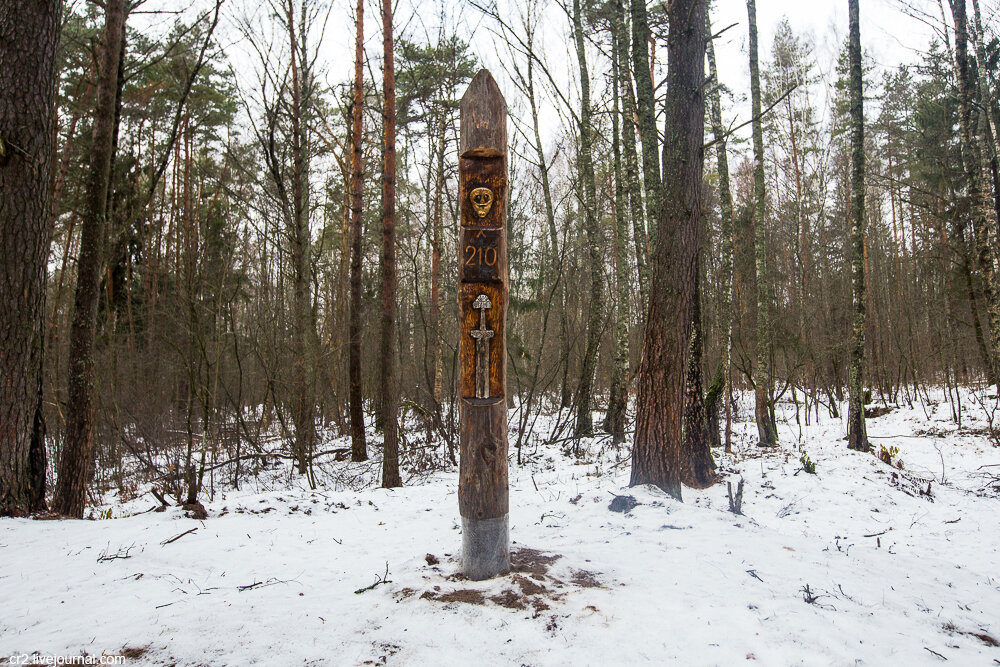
[3,388,1000,666]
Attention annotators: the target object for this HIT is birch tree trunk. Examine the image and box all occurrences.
[520,26,570,410]
[605,24,630,445]
[846,0,869,451]
[615,0,648,312]
[631,0,661,224]
[571,0,604,439]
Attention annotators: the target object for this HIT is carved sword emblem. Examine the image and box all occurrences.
[470,294,495,398]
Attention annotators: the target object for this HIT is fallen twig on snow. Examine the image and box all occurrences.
[238,577,289,592]
[923,647,947,660]
[97,544,137,562]
[800,584,835,610]
[161,528,198,546]
[836,584,859,604]
[354,562,392,594]
[154,600,183,609]
[863,529,890,538]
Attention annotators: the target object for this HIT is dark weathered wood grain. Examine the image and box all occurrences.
[458,155,508,230]
[460,70,507,157]
[458,283,506,399]
[458,228,507,283]
[0,0,64,516]
[458,68,509,579]
[458,397,509,521]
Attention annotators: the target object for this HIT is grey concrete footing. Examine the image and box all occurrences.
[460,514,509,580]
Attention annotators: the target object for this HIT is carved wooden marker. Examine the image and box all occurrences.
[458,69,509,580]
[470,294,494,399]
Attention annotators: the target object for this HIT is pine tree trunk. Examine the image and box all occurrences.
[963,252,993,379]
[0,0,63,516]
[55,0,126,518]
[571,0,604,439]
[430,113,446,405]
[29,318,48,512]
[747,0,777,447]
[950,0,1000,383]
[348,0,368,462]
[970,0,1000,237]
[380,0,401,488]
[630,0,706,500]
[287,0,314,476]
[705,9,735,453]
[682,256,716,487]
[846,0,869,451]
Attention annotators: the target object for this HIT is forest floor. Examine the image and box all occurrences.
[3,387,1000,666]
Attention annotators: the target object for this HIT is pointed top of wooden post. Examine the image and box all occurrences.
[460,69,507,158]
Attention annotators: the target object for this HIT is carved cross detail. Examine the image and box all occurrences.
[470,294,494,398]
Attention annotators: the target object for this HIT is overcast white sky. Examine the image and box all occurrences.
[134,0,996,152]
[385,0,946,144]
[714,0,934,96]
[453,0,944,155]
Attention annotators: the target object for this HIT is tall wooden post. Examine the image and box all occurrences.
[458,70,509,580]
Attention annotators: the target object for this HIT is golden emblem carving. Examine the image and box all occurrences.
[470,187,494,218]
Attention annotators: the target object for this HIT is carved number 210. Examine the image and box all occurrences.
[464,244,497,268]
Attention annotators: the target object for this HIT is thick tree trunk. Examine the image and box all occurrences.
[746,0,777,447]
[0,0,63,517]
[380,0,401,488]
[682,256,716,487]
[29,324,48,512]
[55,0,126,518]
[630,0,705,500]
[349,0,368,462]
[846,0,869,451]
[571,0,604,439]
